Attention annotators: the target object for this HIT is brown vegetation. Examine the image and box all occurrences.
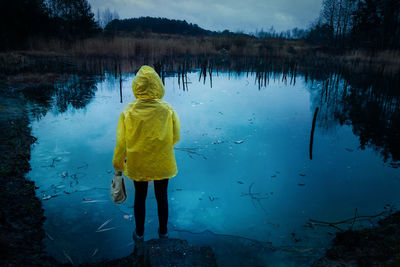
[26,33,311,59]
[8,33,398,74]
[1,33,399,89]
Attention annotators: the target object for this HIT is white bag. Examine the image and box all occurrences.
[111,175,127,204]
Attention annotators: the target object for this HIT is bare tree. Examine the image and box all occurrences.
[102,8,113,28]
[99,8,120,28]
[335,0,343,40]
[320,0,337,28]
[340,0,357,39]
[96,8,101,27]
[319,0,357,44]
[113,10,119,20]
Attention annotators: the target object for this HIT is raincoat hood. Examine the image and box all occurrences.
[132,65,165,100]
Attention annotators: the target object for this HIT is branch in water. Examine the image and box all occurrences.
[308,209,387,232]
[174,147,207,159]
[309,107,319,160]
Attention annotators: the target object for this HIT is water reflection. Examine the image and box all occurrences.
[26,58,400,265]
[187,60,400,163]
[31,56,399,166]
[24,75,99,120]
[307,70,400,163]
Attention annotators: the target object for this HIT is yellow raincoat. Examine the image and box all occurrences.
[112,66,180,181]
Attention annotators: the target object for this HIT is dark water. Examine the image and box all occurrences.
[26,64,400,266]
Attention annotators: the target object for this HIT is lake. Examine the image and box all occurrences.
[27,65,400,266]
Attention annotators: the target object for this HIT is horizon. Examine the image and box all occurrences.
[88,0,323,33]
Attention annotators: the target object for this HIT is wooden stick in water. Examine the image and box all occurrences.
[309,107,319,160]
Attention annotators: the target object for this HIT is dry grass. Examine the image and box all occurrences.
[26,33,313,60]
[2,34,399,75]
[336,49,400,73]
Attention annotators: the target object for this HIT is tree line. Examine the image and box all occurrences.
[308,0,400,49]
[105,17,309,39]
[0,0,99,50]
[1,0,399,51]
[254,27,308,39]
[105,17,213,36]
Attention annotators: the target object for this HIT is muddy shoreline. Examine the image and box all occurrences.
[313,211,400,266]
[0,85,59,266]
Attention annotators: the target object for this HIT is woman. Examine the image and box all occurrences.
[113,65,180,240]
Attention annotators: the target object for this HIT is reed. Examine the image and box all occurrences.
[2,33,399,77]
[25,34,313,60]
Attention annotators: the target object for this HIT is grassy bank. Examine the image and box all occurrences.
[28,33,307,59]
[27,34,400,64]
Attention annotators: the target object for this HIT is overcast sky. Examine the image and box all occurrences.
[88,0,323,33]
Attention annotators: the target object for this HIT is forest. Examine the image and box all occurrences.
[105,17,213,36]
[308,0,400,49]
[0,0,98,49]
[1,0,399,51]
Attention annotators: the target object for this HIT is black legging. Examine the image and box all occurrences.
[134,179,168,236]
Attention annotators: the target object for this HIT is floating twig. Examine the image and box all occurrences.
[241,182,269,201]
[309,107,319,160]
[241,182,269,215]
[46,232,54,241]
[91,248,98,257]
[350,208,358,230]
[82,198,107,203]
[63,250,74,265]
[96,219,112,232]
[41,157,62,168]
[96,227,116,233]
[42,194,57,200]
[174,147,207,159]
[77,163,88,169]
[308,209,386,232]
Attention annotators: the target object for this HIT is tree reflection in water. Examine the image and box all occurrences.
[24,75,99,120]
[308,68,400,163]
[23,57,400,164]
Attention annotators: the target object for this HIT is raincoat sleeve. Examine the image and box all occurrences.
[172,109,180,146]
[113,113,126,172]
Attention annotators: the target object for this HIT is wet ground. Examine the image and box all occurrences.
[313,211,400,266]
[0,86,58,266]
